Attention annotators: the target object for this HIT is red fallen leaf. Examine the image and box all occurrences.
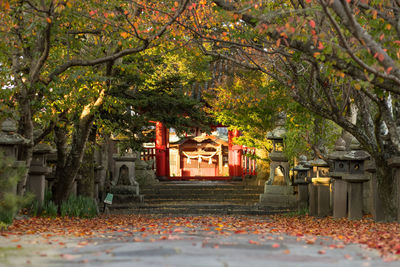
[318,250,326,254]
[140,227,146,232]
[272,243,280,248]
[306,239,316,244]
[283,249,290,254]
[213,244,219,249]
[248,240,260,245]
[378,53,385,62]
[173,228,184,233]
[234,230,247,234]
[16,244,22,249]
[309,20,316,28]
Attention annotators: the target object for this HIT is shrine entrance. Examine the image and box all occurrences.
[170,135,229,178]
[144,122,256,181]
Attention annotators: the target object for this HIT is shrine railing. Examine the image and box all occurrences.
[242,147,257,177]
[140,147,156,170]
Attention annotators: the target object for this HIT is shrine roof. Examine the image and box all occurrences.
[170,135,228,147]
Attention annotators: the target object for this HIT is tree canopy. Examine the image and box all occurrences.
[1,0,400,220]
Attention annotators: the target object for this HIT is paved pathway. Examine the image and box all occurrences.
[0,216,398,267]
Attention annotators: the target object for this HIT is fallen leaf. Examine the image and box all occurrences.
[272,243,280,248]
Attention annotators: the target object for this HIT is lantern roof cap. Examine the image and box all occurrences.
[0,119,30,145]
[328,150,370,160]
[342,150,370,160]
[293,163,310,171]
[298,155,308,164]
[33,143,53,153]
[267,126,286,140]
[349,136,362,150]
[307,158,328,167]
[334,137,346,151]
[1,119,17,133]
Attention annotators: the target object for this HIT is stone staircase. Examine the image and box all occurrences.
[108,181,294,215]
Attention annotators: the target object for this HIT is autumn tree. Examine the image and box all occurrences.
[0,0,192,204]
[176,0,400,220]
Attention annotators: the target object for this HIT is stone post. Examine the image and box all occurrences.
[328,137,348,218]
[388,157,400,222]
[293,155,310,211]
[342,174,368,220]
[94,165,104,202]
[341,138,370,220]
[27,143,52,205]
[45,149,57,192]
[307,159,331,217]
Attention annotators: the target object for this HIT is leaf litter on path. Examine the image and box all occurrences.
[2,214,400,260]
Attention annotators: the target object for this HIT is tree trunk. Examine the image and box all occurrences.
[16,94,34,196]
[77,138,95,198]
[375,159,397,221]
[53,117,95,206]
[53,88,105,206]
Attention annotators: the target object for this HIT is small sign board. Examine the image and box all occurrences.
[104,193,113,205]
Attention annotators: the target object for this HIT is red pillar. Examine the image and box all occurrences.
[228,129,243,180]
[155,122,169,179]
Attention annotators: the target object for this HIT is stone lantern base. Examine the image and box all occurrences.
[259,185,296,208]
[309,178,331,217]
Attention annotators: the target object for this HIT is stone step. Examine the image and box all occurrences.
[144,200,259,205]
[141,189,264,194]
[112,194,143,204]
[107,203,293,215]
[143,193,261,198]
[143,198,260,204]
[141,185,264,190]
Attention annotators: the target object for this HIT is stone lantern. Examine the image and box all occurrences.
[259,114,295,208]
[28,143,53,205]
[0,119,29,161]
[265,115,290,186]
[0,119,29,195]
[328,137,370,219]
[45,150,57,192]
[293,155,311,210]
[307,158,331,217]
[135,159,159,186]
[109,151,143,209]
